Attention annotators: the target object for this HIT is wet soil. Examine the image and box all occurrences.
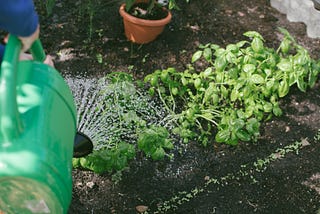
[35,0,320,213]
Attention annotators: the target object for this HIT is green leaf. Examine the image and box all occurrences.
[263,101,273,112]
[151,147,165,160]
[236,40,248,48]
[203,48,212,61]
[204,83,215,102]
[226,44,239,52]
[210,44,220,50]
[243,31,264,40]
[163,139,174,150]
[288,72,296,86]
[280,39,291,54]
[278,79,289,97]
[212,93,219,105]
[236,129,251,142]
[214,48,226,56]
[230,89,239,102]
[192,50,203,63]
[277,59,292,71]
[215,56,227,71]
[114,157,127,170]
[220,85,229,98]
[216,71,224,83]
[203,67,213,78]
[215,129,230,143]
[251,37,264,53]
[308,67,319,88]
[272,104,283,116]
[234,119,245,130]
[194,78,202,89]
[243,64,256,73]
[278,27,295,42]
[125,0,136,11]
[250,74,265,84]
[297,77,307,92]
[181,76,188,86]
[246,118,260,134]
[226,52,236,63]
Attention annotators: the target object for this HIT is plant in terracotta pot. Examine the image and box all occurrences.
[119,0,177,44]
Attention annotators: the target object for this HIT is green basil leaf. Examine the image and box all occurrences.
[163,139,174,150]
[272,104,283,116]
[278,79,289,97]
[226,52,236,63]
[203,67,213,78]
[243,64,256,73]
[236,129,251,142]
[215,129,230,143]
[277,59,292,71]
[263,101,273,112]
[230,89,239,102]
[212,93,219,105]
[203,48,212,61]
[288,72,296,86]
[215,56,227,71]
[246,118,260,134]
[308,68,318,88]
[151,147,165,160]
[243,31,263,40]
[226,44,238,52]
[220,85,229,98]
[251,37,264,53]
[181,77,188,86]
[214,48,226,57]
[191,50,203,63]
[280,39,290,54]
[297,77,307,92]
[234,119,245,130]
[236,40,248,48]
[251,74,265,84]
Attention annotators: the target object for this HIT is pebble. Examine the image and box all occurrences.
[136,205,148,213]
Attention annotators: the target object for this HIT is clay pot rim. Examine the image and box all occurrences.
[119,3,172,27]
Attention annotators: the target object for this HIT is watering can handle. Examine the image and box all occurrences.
[30,39,47,62]
[0,36,47,141]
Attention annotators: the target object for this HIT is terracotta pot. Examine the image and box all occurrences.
[119,3,172,44]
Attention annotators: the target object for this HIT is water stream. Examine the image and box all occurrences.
[65,74,169,151]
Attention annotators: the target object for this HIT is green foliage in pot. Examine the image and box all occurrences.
[144,28,320,146]
[124,0,186,19]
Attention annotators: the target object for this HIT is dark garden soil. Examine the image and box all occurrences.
[35,0,320,213]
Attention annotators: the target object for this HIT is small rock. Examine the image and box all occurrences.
[285,126,290,132]
[86,181,95,188]
[136,205,148,213]
[238,11,245,17]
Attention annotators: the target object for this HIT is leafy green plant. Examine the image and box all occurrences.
[137,125,173,160]
[73,72,173,173]
[73,141,135,173]
[144,28,319,146]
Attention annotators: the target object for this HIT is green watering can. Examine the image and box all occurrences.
[0,35,76,213]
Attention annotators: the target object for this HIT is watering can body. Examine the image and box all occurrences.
[0,36,76,213]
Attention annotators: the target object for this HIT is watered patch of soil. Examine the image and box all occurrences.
[35,0,320,213]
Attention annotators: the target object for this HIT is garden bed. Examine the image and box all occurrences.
[35,0,320,213]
